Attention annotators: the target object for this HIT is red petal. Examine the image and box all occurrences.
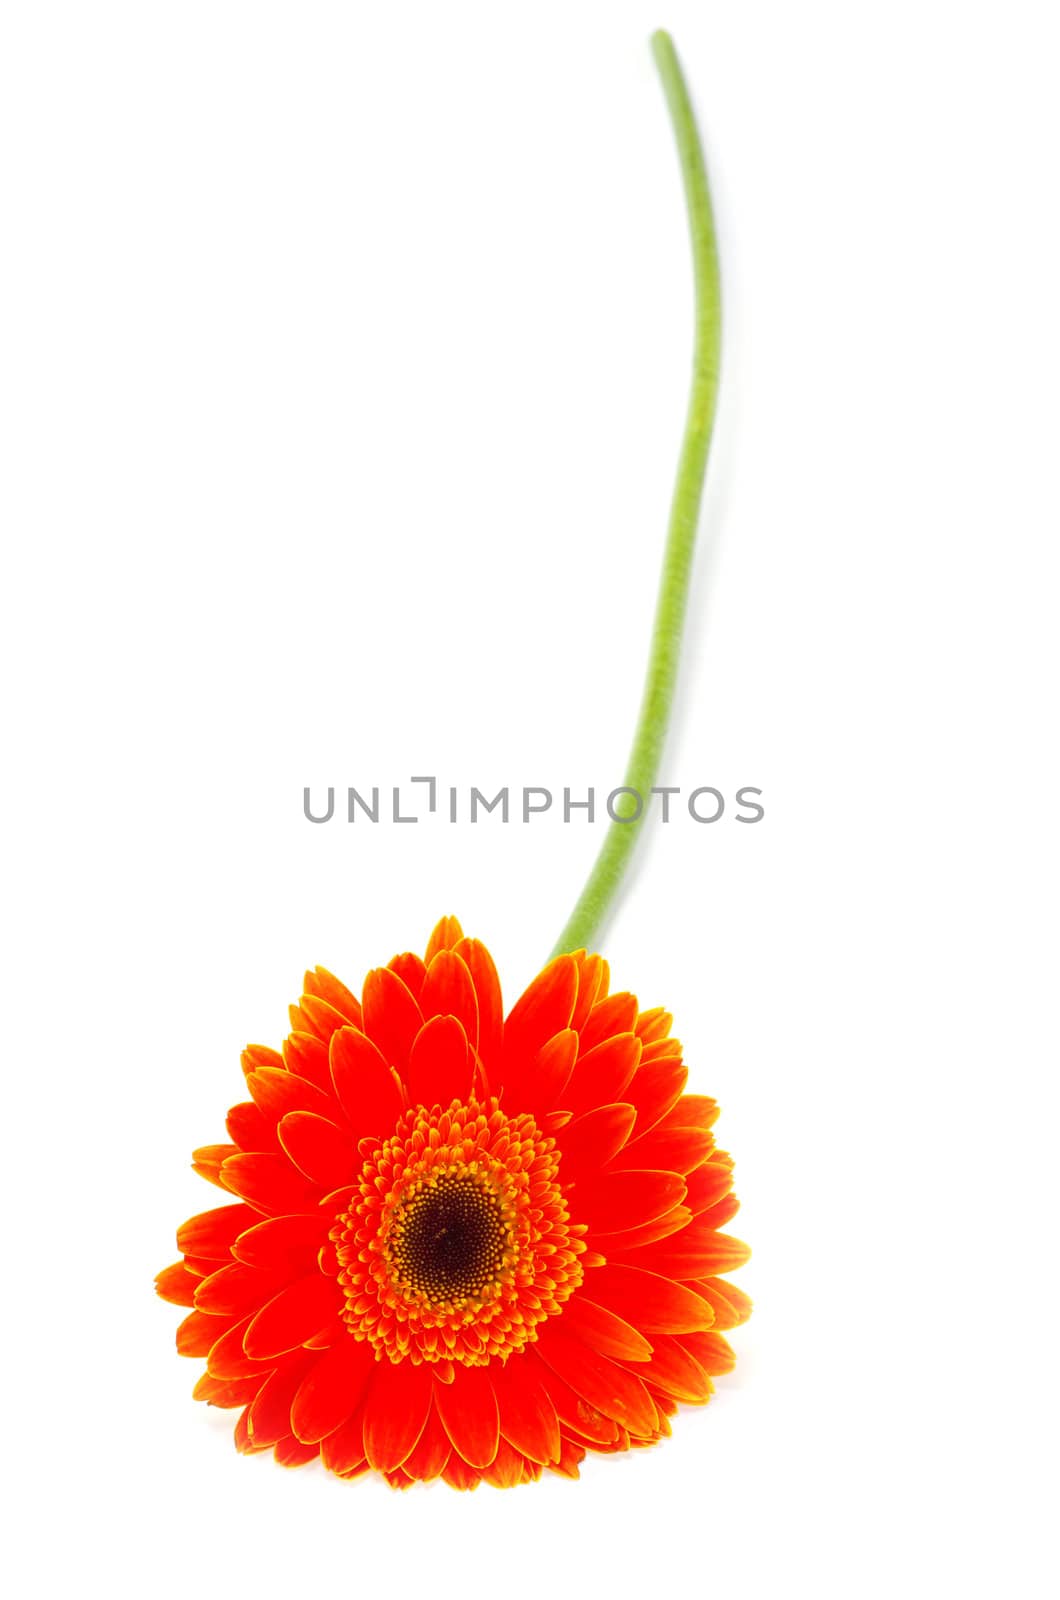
[634,1007,673,1044]
[274,1435,320,1468]
[361,967,423,1074]
[555,1102,637,1179]
[226,1100,273,1151]
[193,1261,287,1318]
[243,1274,341,1360]
[499,955,578,1100]
[298,995,353,1044]
[278,1111,357,1190]
[589,1204,692,1254]
[692,1276,753,1329]
[561,1034,642,1117]
[627,1059,688,1135]
[612,1124,712,1175]
[320,1404,368,1476]
[433,1364,499,1469]
[388,951,427,997]
[220,1152,320,1215]
[329,1027,403,1138]
[155,1261,198,1306]
[628,1333,712,1403]
[206,1315,263,1380]
[176,1308,235,1358]
[578,992,638,1052]
[482,1436,524,1488]
[559,1295,653,1362]
[303,966,362,1027]
[242,1043,284,1074]
[246,1355,315,1449]
[582,1262,714,1333]
[520,1028,578,1119]
[570,952,607,1032]
[453,938,503,1077]
[177,1203,256,1259]
[677,1330,737,1375]
[534,1324,657,1437]
[193,1373,262,1409]
[425,916,464,961]
[616,1215,749,1279]
[682,1161,735,1214]
[574,1169,687,1234]
[282,1032,333,1094]
[419,950,479,1046]
[290,1338,375,1443]
[231,1213,329,1274]
[405,1014,473,1110]
[362,1359,432,1472]
[247,1065,338,1126]
[492,1355,561,1465]
[525,1349,617,1444]
[401,1402,451,1482]
[192,1143,238,1188]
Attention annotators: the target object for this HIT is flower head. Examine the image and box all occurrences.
[157,918,750,1487]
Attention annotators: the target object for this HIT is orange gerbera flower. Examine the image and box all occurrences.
[156,918,751,1487]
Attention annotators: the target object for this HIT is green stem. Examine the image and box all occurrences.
[550,30,723,958]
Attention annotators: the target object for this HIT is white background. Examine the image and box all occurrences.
[2,2,1058,1596]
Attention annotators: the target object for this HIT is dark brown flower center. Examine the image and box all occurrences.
[386,1170,511,1305]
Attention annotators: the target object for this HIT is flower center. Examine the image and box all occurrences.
[331,1097,585,1366]
[387,1169,512,1305]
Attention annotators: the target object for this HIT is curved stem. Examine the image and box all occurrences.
[549,31,722,958]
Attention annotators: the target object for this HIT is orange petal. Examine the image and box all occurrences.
[578,992,638,1052]
[176,1308,235,1359]
[558,1294,653,1362]
[247,1066,338,1127]
[692,1276,753,1330]
[419,950,479,1045]
[582,1262,714,1334]
[561,1033,642,1117]
[626,1332,712,1403]
[534,1324,657,1437]
[193,1373,262,1409]
[481,1435,525,1488]
[555,1102,637,1178]
[220,1152,320,1215]
[194,1261,288,1318]
[278,1111,357,1190]
[282,1032,332,1093]
[361,967,424,1074]
[303,966,362,1027]
[492,1354,561,1465]
[246,1355,315,1449]
[206,1314,263,1380]
[405,1014,473,1110]
[273,1435,320,1468]
[362,1359,432,1472]
[231,1213,329,1274]
[434,1364,499,1469]
[634,1007,673,1044]
[627,1059,688,1135]
[525,1348,617,1444]
[177,1203,256,1260]
[290,1338,375,1444]
[424,916,464,962]
[243,1274,341,1360]
[499,955,578,1100]
[191,1143,238,1188]
[520,1028,578,1119]
[453,938,504,1077]
[682,1160,735,1214]
[155,1261,198,1307]
[677,1330,737,1375]
[329,1026,403,1139]
[588,1204,692,1254]
[298,995,353,1045]
[226,1101,273,1151]
[320,1404,368,1476]
[575,1169,687,1234]
[396,1401,449,1482]
[388,951,427,998]
[570,952,607,1032]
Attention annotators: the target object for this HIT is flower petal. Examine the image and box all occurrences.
[419,950,479,1046]
[561,1034,642,1117]
[278,1111,357,1190]
[400,1401,451,1482]
[290,1338,375,1444]
[555,1102,637,1178]
[176,1203,257,1260]
[578,992,638,1052]
[243,1274,341,1360]
[405,1014,472,1110]
[453,938,503,1076]
[582,1262,714,1334]
[559,1294,653,1362]
[362,967,424,1074]
[433,1364,499,1469]
[425,916,464,962]
[534,1324,657,1437]
[246,1355,315,1449]
[574,1169,687,1234]
[329,1026,403,1138]
[282,1032,332,1094]
[155,1261,198,1307]
[362,1358,432,1472]
[194,1262,287,1318]
[303,966,362,1027]
[220,1152,320,1215]
[230,1212,329,1274]
[492,1355,561,1465]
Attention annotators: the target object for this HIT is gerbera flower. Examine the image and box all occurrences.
[157,917,750,1488]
